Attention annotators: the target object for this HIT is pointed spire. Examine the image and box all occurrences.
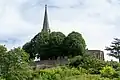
[42,4,50,32]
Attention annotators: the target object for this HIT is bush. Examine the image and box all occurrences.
[68,55,106,74]
[68,55,83,67]
[105,61,120,78]
[106,61,120,71]
[0,45,33,80]
[32,66,116,80]
[38,66,87,80]
[100,66,115,78]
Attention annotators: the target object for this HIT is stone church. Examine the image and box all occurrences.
[87,50,104,60]
[39,5,104,61]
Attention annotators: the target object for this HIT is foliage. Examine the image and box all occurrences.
[1,44,120,80]
[48,32,66,59]
[68,55,83,67]
[23,32,50,60]
[105,61,120,78]
[69,55,106,74]
[32,66,116,80]
[39,66,89,80]
[63,31,86,57]
[100,66,115,78]
[23,31,66,60]
[106,61,120,71]
[22,33,41,59]
[35,32,50,60]
[23,31,86,60]
[105,38,120,62]
[23,41,36,59]
[68,55,120,78]
[0,45,33,80]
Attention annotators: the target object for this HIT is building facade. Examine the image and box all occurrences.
[87,50,104,60]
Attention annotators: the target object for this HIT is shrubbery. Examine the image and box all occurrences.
[31,66,117,80]
[1,44,120,80]
[68,54,120,79]
[39,66,87,80]
[0,45,33,80]
[100,66,115,78]
[68,55,106,74]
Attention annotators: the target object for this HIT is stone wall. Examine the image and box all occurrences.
[87,50,104,60]
[34,59,68,68]
[33,50,104,68]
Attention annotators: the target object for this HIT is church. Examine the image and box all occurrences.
[39,5,104,61]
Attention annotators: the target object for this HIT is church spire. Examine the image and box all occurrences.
[42,4,50,32]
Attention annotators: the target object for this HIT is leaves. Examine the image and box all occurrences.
[23,32,50,60]
[49,32,66,59]
[63,31,86,57]
[69,55,106,74]
[0,46,32,80]
[23,31,86,60]
[105,38,120,62]
[100,66,115,78]
[23,42,35,59]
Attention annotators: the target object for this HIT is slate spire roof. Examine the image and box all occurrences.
[42,5,50,32]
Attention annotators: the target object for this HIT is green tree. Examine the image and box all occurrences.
[63,31,86,57]
[49,32,66,59]
[35,32,50,60]
[23,32,50,60]
[22,32,40,59]
[23,31,86,60]
[23,41,36,59]
[105,38,120,62]
[0,45,32,80]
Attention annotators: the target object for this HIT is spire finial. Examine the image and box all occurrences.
[45,4,47,8]
[45,4,47,11]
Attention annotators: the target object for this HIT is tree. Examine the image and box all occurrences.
[23,31,66,60]
[49,32,66,59]
[63,31,86,57]
[22,33,40,59]
[23,31,86,60]
[0,45,32,80]
[23,32,50,60]
[23,42,36,59]
[105,38,120,62]
[35,32,50,60]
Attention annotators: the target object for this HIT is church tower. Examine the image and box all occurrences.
[42,5,50,32]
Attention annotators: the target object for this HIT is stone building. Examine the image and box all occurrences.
[87,50,104,60]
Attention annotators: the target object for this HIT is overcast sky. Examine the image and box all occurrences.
[0,0,120,61]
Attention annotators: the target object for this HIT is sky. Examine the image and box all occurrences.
[0,0,120,61]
